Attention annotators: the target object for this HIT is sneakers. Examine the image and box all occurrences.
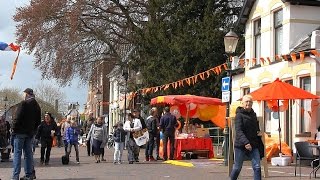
[101,158,106,161]
[156,156,163,160]
[76,161,80,164]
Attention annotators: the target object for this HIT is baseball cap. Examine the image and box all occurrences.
[23,88,34,95]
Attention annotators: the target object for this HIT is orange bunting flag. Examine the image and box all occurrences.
[199,73,205,80]
[222,63,227,70]
[164,84,170,90]
[194,75,198,83]
[267,57,271,64]
[217,65,222,74]
[210,68,217,75]
[185,78,191,86]
[275,55,281,61]
[311,50,319,57]
[252,58,256,66]
[282,55,289,61]
[239,59,245,66]
[246,59,249,66]
[290,53,297,62]
[300,51,305,61]
[205,70,210,78]
[260,57,265,65]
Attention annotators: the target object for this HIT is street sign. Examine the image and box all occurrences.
[222,77,230,91]
[222,91,230,103]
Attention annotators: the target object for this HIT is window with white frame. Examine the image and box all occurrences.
[274,9,283,56]
[300,76,311,133]
[242,87,250,96]
[254,19,261,64]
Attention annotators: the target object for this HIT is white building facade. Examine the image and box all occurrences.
[233,0,320,148]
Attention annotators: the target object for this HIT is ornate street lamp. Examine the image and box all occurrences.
[136,71,143,85]
[95,89,102,117]
[223,28,239,166]
[135,71,143,109]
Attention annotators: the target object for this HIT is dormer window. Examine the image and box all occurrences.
[274,9,283,56]
[254,19,261,64]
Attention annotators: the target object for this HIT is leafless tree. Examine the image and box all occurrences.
[14,0,148,85]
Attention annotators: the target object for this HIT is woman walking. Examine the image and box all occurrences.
[86,117,107,163]
[35,112,57,165]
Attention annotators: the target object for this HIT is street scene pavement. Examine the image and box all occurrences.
[0,146,318,180]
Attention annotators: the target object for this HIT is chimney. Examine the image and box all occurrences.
[311,30,320,49]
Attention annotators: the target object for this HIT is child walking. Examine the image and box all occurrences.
[113,122,126,164]
[66,120,80,164]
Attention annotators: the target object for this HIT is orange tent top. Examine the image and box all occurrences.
[249,78,319,101]
[150,95,224,106]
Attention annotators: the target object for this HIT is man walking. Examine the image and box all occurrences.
[11,88,41,180]
[160,106,177,161]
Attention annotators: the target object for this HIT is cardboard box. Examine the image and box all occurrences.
[196,128,210,138]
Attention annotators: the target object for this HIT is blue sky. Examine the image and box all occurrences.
[0,0,88,111]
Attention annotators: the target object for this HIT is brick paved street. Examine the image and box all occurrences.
[0,146,318,180]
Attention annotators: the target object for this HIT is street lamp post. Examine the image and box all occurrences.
[95,90,103,118]
[122,69,129,123]
[135,70,143,109]
[223,28,239,166]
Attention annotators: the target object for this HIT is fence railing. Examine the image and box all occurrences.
[208,127,224,158]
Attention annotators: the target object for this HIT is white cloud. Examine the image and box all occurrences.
[0,0,88,112]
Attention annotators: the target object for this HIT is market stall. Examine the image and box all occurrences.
[151,94,225,159]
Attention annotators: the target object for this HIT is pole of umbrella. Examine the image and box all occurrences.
[277,100,282,156]
[186,105,190,134]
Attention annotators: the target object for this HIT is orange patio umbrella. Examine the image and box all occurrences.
[248,78,319,153]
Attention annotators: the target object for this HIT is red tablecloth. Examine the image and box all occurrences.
[174,138,214,160]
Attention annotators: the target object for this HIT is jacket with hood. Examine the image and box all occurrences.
[234,106,260,149]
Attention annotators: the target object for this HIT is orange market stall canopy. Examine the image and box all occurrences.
[150,95,226,129]
[248,78,319,153]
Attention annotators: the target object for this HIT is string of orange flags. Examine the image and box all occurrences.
[137,49,319,96]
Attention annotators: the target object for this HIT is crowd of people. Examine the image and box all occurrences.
[0,87,181,180]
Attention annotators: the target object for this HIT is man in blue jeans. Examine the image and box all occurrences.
[160,106,177,161]
[230,95,261,180]
[11,88,41,180]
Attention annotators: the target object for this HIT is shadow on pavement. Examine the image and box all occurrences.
[41,178,95,180]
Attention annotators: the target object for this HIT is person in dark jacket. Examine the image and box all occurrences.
[160,106,177,161]
[145,107,158,161]
[66,120,80,164]
[35,112,57,165]
[113,122,126,164]
[230,95,261,180]
[11,88,41,180]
